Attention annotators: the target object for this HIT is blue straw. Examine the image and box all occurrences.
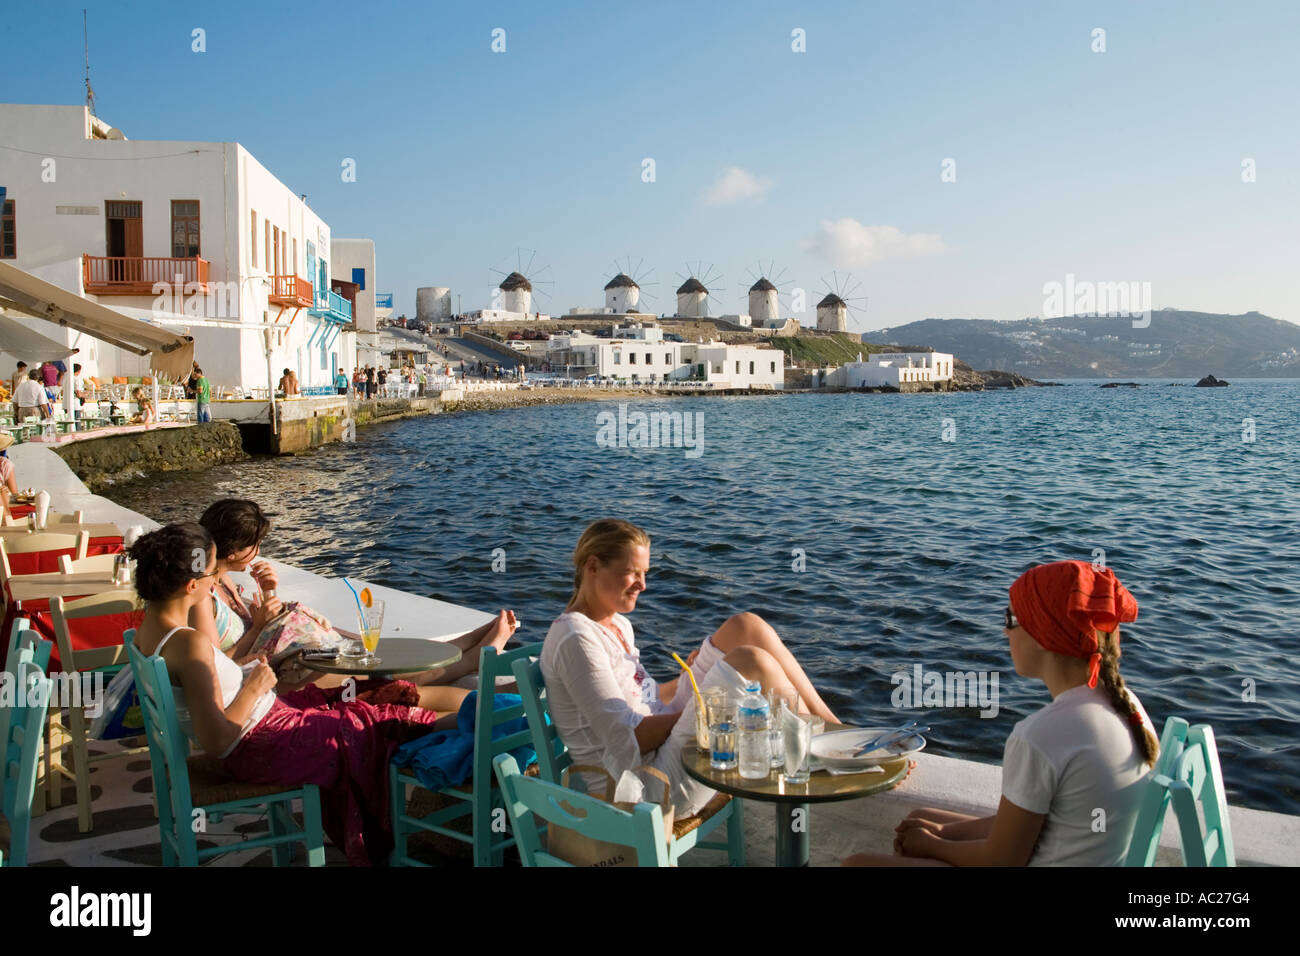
[342,577,367,631]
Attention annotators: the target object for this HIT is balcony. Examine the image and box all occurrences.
[270,274,313,308]
[83,255,209,295]
[308,289,353,324]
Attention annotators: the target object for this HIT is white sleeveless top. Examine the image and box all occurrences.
[154,626,275,758]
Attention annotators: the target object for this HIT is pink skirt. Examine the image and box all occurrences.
[222,681,438,866]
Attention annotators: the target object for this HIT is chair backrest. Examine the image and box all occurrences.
[1124,716,1190,866]
[1162,724,1235,867]
[0,622,52,786]
[512,657,572,784]
[492,754,669,867]
[0,531,90,584]
[2,645,53,866]
[2,511,84,528]
[469,643,545,791]
[49,593,141,673]
[58,553,119,575]
[124,628,198,862]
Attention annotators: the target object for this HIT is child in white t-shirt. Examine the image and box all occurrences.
[844,560,1159,867]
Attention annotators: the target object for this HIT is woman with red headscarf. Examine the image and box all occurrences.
[845,560,1159,867]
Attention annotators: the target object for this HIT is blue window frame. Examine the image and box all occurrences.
[351,267,366,290]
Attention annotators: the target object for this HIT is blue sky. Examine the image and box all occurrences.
[4,0,1298,330]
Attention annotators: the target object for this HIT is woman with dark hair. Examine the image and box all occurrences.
[129,522,447,865]
[195,498,518,713]
[843,560,1158,867]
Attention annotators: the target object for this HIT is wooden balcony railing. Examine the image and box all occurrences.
[270,274,313,307]
[83,255,210,295]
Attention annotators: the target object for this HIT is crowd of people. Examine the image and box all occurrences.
[3,358,86,420]
[125,503,1158,867]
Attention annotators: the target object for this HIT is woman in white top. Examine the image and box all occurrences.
[130,522,449,866]
[844,559,1159,867]
[542,518,841,816]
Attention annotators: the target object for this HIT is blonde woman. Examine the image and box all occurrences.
[541,518,839,816]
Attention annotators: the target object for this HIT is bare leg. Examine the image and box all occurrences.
[418,685,472,715]
[708,612,839,723]
[406,610,519,686]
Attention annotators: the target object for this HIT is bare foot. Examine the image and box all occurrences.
[480,609,518,656]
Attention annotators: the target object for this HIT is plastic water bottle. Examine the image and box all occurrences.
[737,681,771,779]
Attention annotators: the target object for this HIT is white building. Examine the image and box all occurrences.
[0,103,359,393]
[838,352,954,388]
[748,277,779,324]
[330,239,377,333]
[816,293,848,332]
[499,271,532,314]
[604,273,639,313]
[675,277,708,318]
[416,286,451,322]
[546,328,783,388]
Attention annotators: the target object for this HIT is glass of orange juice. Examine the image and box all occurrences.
[360,600,384,666]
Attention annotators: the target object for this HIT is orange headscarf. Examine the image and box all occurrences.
[1008,561,1139,688]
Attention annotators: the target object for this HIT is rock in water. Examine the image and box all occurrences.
[1195,374,1230,387]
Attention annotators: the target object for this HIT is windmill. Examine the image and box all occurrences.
[489,248,554,317]
[603,256,659,314]
[742,259,796,327]
[671,261,726,318]
[814,271,868,333]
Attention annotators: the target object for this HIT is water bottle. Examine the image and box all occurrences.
[737,680,771,779]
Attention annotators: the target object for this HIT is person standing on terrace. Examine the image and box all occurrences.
[843,561,1158,867]
[542,518,840,817]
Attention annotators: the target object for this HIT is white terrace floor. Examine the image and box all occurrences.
[10,444,1299,867]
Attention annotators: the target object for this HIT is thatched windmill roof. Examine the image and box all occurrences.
[749,277,778,293]
[604,273,639,290]
[676,277,708,294]
[817,293,847,309]
[499,271,532,292]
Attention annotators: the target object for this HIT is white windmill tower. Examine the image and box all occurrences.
[603,257,659,315]
[815,272,867,333]
[490,248,554,318]
[742,261,794,327]
[672,262,725,319]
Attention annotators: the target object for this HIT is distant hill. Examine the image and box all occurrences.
[869,311,1300,378]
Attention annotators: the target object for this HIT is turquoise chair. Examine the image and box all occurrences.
[0,621,51,757]
[1125,717,1235,867]
[492,753,670,867]
[390,642,543,866]
[1,642,53,866]
[511,656,746,866]
[124,629,326,866]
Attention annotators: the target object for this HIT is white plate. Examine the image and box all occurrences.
[810,728,927,767]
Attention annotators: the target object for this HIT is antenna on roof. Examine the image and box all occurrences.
[83,9,96,114]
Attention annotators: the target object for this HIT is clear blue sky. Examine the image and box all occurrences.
[4,0,1298,330]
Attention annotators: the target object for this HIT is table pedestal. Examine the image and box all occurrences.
[775,802,810,867]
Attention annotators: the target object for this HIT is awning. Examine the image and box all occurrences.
[0,315,79,359]
[0,260,194,381]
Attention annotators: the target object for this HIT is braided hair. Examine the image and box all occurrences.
[1096,627,1159,767]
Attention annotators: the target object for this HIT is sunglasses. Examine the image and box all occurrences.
[1004,606,1019,630]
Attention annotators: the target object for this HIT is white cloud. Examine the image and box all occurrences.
[802,219,946,267]
[702,166,773,205]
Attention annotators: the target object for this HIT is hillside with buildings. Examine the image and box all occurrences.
[872,311,1300,378]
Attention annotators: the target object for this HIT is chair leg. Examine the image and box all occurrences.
[45,712,65,809]
[268,802,293,867]
[68,706,94,832]
[300,788,326,867]
[388,765,407,866]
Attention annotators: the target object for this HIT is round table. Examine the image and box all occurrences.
[294,639,461,677]
[681,732,909,867]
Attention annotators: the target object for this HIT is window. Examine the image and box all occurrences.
[170,200,200,258]
[629,353,636,364]
[249,210,257,267]
[614,352,621,365]
[351,267,366,290]
[770,361,776,373]
[264,220,271,273]
[735,361,740,373]
[1,200,15,259]
[749,361,754,375]
[645,352,651,365]
[665,353,671,365]
[293,239,298,277]
[273,227,281,276]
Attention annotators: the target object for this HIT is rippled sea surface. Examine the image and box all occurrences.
[105,381,1300,813]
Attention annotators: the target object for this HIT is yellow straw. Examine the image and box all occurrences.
[671,652,706,715]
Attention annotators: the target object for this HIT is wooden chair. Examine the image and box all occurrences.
[124,630,326,866]
[0,532,90,606]
[44,592,145,831]
[57,553,119,575]
[2,511,84,528]
[492,753,671,867]
[389,642,542,867]
[1,641,54,866]
[512,657,745,866]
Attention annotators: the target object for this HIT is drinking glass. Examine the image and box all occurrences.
[705,687,738,770]
[360,600,384,666]
[767,689,800,769]
[782,707,812,784]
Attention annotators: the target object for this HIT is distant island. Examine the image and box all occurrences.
[870,310,1300,379]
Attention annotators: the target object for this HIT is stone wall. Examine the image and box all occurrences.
[53,423,247,492]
